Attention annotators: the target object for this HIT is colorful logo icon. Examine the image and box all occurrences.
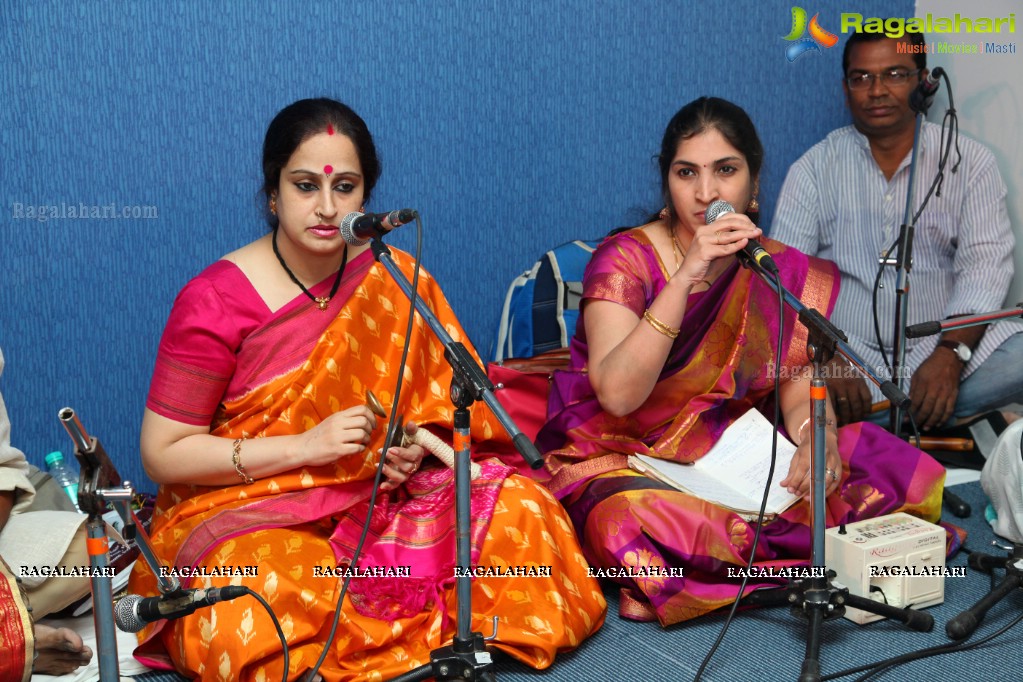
[783,7,839,61]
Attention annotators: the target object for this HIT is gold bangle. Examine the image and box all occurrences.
[797,417,837,442]
[642,309,680,339]
[232,438,254,485]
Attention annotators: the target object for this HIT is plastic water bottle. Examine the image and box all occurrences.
[45,451,81,512]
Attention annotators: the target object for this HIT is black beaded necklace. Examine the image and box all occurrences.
[272,226,348,311]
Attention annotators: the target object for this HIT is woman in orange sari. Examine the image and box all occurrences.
[129,98,604,681]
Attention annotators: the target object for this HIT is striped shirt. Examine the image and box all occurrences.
[771,123,1020,401]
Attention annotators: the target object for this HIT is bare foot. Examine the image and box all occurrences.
[33,625,93,676]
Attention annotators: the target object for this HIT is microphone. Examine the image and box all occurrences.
[339,209,418,246]
[705,200,779,275]
[114,586,248,633]
[910,67,944,114]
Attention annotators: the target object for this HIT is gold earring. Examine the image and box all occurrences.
[659,206,670,220]
[748,181,760,212]
[269,196,277,215]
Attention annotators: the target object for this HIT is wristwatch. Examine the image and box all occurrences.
[937,340,972,363]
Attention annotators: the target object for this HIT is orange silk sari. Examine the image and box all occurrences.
[130,249,605,681]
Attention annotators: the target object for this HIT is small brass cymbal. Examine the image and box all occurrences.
[366,390,388,418]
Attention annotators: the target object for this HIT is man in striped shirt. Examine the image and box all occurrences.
[772,30,1023,431]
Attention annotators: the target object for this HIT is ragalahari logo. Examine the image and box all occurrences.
[783,7,839,61]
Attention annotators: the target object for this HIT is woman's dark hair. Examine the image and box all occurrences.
[261,98,381,227]
[656,97,763,223]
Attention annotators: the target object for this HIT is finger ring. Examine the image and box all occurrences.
[837,397,848,402]
[826,468,838,482]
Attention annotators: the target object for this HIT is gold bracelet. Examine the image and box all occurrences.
[642,309,680,339]
[232,438,254,485]
[797,417,837,442]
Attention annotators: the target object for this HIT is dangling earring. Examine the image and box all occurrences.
[747,181,760,213]
[659,206,670,220]
[269,196,277,215]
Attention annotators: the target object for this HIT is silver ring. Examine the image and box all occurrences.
[826,468,838,482]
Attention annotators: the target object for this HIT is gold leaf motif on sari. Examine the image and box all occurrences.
[213,539,237,565]
[541,530,563,558]
[262,570,278,602]
[371,354,389,375]
[429,379,444,399]
[361,312,380,336]
[279,613,294,640]
[520,498,542,516]
[623,548,670,597]
[544,590,566,611]
[376,294,396,315]
[504,589,532,604]
[217,651,233,682]
[344,332,361,357]
[235,607,256,646]
[524,615,554,637]
[503,526,530,550]
[198,609,217,648]
[325,357,341,381]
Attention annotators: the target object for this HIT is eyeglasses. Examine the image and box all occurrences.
[845,68,921,90]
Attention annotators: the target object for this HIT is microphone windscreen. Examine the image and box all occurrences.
[705,200,735,224]
[114,594,145,633]
[339,212,369,246]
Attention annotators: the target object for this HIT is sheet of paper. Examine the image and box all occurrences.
[634,409,801,514]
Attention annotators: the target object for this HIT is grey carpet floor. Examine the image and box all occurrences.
[133,481,1023,681]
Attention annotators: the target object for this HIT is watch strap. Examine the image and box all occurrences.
[937,339,967,361]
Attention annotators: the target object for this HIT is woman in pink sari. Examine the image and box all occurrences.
[129,98,604,681]
[537,97,946,626]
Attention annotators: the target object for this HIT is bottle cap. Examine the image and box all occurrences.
[45,451,65,468]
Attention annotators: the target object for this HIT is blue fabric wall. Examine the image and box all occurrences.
[1,0,911,490]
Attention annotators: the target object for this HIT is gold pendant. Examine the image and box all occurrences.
[315,297,329,310]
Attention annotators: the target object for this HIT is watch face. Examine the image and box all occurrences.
[957,344,972,362]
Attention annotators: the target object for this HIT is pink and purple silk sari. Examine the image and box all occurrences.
[537,229,946,625]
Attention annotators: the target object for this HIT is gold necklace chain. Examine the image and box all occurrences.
[668,224,712,289]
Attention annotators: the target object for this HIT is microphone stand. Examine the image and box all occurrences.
[946,541,1023,640]
[882,108,928,439]
[58,408,183,682]
[904,304,1023,340]
[368,238,543,682]
[904,304,1023,518]
[735,259,933,682]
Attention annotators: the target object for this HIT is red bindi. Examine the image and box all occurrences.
[324,165,333,176]
[326,124,334,135]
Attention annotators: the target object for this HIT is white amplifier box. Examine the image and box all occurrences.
[825,512,946,625]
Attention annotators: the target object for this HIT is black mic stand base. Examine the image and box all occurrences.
[741,572,934,682]
[388,633,497,682]
[946,542,1023,640]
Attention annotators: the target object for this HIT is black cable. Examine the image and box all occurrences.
[821,609,1023,681]
[238,587,290,682]
[693,268,786,681]
[870,73,960,436]
[304,218,424,681]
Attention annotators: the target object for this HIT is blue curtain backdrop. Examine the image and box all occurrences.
[1,0,911,490]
